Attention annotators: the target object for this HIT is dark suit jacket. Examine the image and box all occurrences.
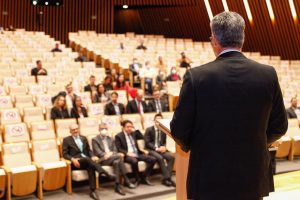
[170,51,288,199]
[147,99,168,113]
[104,102,125,115]
[115,130,144,155]
[286,107,299,119]
[50,107,70,120]
[84,84,98,92]
[62,135,94,160]
[92,135,118,161]
[129,63,142,75]
[126,100,148,114]
[144,126,166,151]
[70,107,88,118]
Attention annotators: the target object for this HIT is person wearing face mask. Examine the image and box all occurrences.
[139,61,156,94]
[166,67,181,82]
[92,123,136,196]
[129,58,142,86]
[62,124,114,200]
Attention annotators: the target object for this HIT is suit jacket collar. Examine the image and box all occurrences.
[216,51,246,60]
[70,135,86,152]
[95,135,105,151]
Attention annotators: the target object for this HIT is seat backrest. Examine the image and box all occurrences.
[0,86,7,96]
[23,107,44,124]
[30,120,55,140]
[37,76,54,86]
[122,114,143,131]
[288,119,299,129]
[101,115,122,137]
[4,123,29,143]
[161,112,174,120]
[55,118,77,138]
[36,94,52,107]
[20,76,36,85]
[142,113,156,130]
[31,139,60,164]
[109,90,128,106]
[77,92,92,106]
[28,84,44,95]
[9,85,27,95]
[3,142,32,168]
[14,69,29,78]
[0,108,22,125]
[78,117,99,136]
[87,103,105,119]
[0,96,13,109]
[3,77,18,87]
[46,84,63,95]
[166,81,181,95]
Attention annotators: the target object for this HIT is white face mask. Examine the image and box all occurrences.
[171,70,176,74]
[100,129,108,137]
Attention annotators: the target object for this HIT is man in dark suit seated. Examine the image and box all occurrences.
[104,92,125,115]
[144,113,175,187]
[75,51,87,62]
[31,60,47,76]
[170,12,288,200]
[62,124,114,200]
[51,43,62,52]
[115,120,156,186]
[286,97,300,119]
[148,89,169,113]
[92,123,136,196]
[126,91,149,114]
[136,40,147,50]
[84,75,98,93]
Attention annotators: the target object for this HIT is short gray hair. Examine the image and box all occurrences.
[211,11,245,48]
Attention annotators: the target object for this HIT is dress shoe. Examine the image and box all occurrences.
[162,179,172,187]
[169,179,176,187]
[115,184,126,196]
[140,177,154,186]
[90,191,100,200]
[125,181,137,189]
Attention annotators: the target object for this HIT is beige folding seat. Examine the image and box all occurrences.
[37,76,54,86]
[55,118,77,139]
[45,106,53,120]
[20,76,36,85]
[55,76,72,85]
[0,169,6,199]
[23,107,44,125]
[87,103,105,120]
[0,108,21,126]
[15,95,34,110]
[36,94,53,108]
[101,115,122,137]
[28,84,45,95]
[161,112,174,119]
[14,69,30,78]
[10,62,26,70]
[0,69,13,77]
[30,120,55,141]
[77,92,92,106]
[4,123,30,143]
[285,119,300,160]
[166,81,181,95]
[122,114,143,131]
[2,142,41,199]
[46,84,64,95]
[31,139,70,194]
[0,96,13,110]
[78,117,100,137]
[275,136,292,159]
[0,86,7,96]
[142,113,156,130]
[9,85,27,96]
[3,77,18,87]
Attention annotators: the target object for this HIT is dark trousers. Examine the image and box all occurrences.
[71,157,105,191]
[149,150,174,180]
[101,154,127,183]
[144,78,153,94]
[124,154,156,181]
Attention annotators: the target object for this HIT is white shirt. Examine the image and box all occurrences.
[101,136,111,153]
[294,108,300,120]
[155,127,160,148]
[135,99,144,114]
[113,103,121,115]
[139,66,156,79]
[124,132,137,154]
[218,49,241,57]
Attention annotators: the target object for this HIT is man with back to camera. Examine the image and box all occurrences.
[170,11,288,200]
[31,60,47,76]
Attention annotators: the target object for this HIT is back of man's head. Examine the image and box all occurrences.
[211,11,245,49]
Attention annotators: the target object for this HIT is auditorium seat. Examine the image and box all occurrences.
[31,139,70,195]
[46,84,64,95]
[2,142,40,199]
[275,136,292,159]
[20,76,36,86]
[142,113,156,130]
[37,76,54,86]
[23,107,44,125]
[87,103,105,120]
[78,117,100,136]
[0,96,13,109]
[4,123,30,143]
[3,77,18,87]
[77,92,92,106]
[0,86,7,96]
[28,84,45,95]
[35,94,53,108]
[55,118,77,139]
[101,115,122,137]
[9,85,27,96]
[285,119,300,160]
[0,169,6,199]
[14,95,34,110]
[0,108,22,126]
[30,120,56,140]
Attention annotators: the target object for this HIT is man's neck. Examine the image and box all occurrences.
[217,47,241,57]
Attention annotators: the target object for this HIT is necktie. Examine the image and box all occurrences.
[156,129,161,148]
[137,101,141,113]
[156,100,161,113]
[75,136,86,157]
[129,135,138,156]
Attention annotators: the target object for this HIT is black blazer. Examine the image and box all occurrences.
[170,51,288,199]
[115,130,144,155]
[126,100,148,114]
[92,135,118,161]
[286,107,298,119]
[147,99,168,113]
[84,84,98,92]
[144,126,166,151]
[50,107,70,120]
[70,107,88,118]
[104,102,125,115]
[62,135,94,160]
[129,63,142,75]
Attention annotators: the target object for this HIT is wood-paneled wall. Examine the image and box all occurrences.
[0,0,114,44]
[115,0,197,6]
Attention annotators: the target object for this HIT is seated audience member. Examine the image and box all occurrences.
[50,95,70,119]
[51,43,62,52]
[119,42,125,50]
[75,51,87,62]
[129,58,142,83]
[136,40,147,50]
[286,97,300,119]
[62,124,113,200]
[140,61,156,94]
[115,120,156,185]
[92,123,136,195]
[156,70,167,90]
[110,68,119,82]
[70,96,88,118]
[144,114,175,187]
[104,92,125,115]
[177,52,191,69]
[84,75,98,94]
[65,83,77,108]
[103,75,114,91]
[166,67,181,81]
[156,56,167,74]
[148,89,169,113]
[31,60,47,76]
[93,84,110,103]
[114,74,138,99]
[8,25,15,31]
[126,90,149,114]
